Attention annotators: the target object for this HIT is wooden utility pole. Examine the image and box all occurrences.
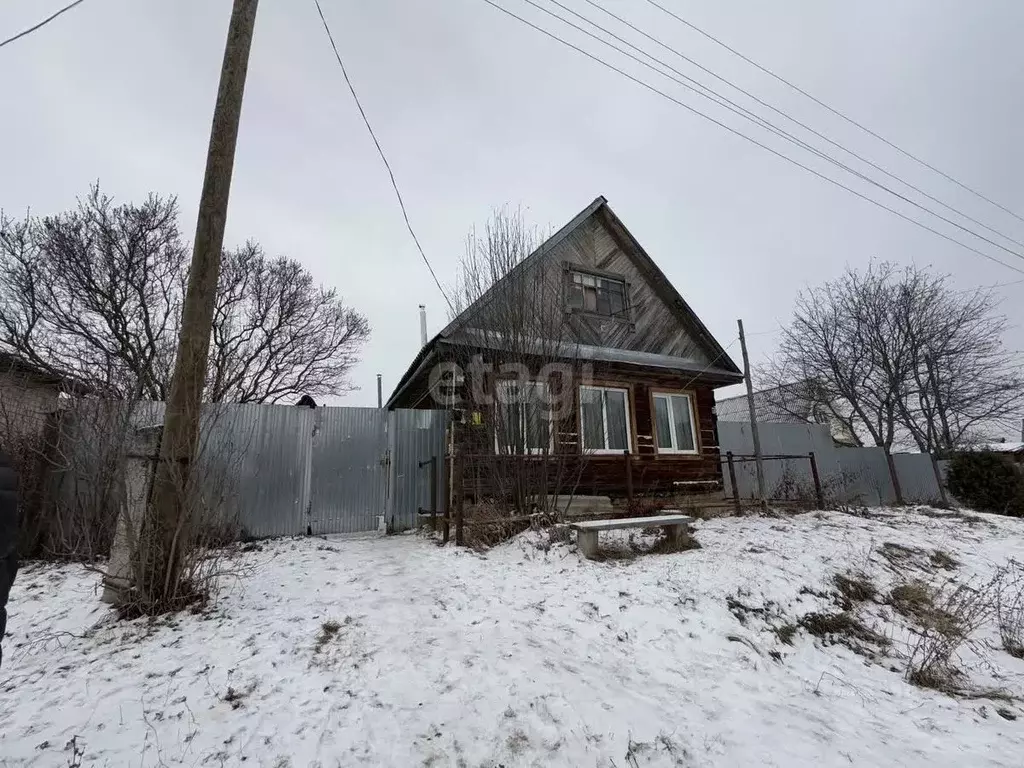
[144,0,260,601]
[737,319,767,512]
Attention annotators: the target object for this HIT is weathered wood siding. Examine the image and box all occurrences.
[453,210,714,364]
[449,360,723,499]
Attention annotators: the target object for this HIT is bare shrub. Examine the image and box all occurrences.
[904,574,1001,693]
[769,464,862,510]
[462,499,531,550]
[996,562,1024,659]
[105,401,254,616]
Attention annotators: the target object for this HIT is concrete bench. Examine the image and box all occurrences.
[570,513,694,559]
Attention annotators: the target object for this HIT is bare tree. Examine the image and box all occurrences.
[0,184,369,403]
[768,262,1024,458]
[208,242,369,402]
[440,207,586,526]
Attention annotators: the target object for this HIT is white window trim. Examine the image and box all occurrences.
[653,392,699,455]
[579,385,632,455]
[494,380,553,455]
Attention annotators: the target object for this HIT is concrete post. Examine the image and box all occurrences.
[101,426,163,604]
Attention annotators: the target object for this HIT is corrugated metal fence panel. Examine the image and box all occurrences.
[217,403,313,538]
[135,401,313,537]
[720,421,950,506]
[891,453,943,503]
[718,421,841,499]
[387,409,448,531]
[308,407,387,534]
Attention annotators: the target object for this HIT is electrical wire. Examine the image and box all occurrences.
[313,0,455,314]
[578,0,1024,253]
[478,0,1024,277]
[0,0,87,49]
[679,337,740,392]
[642,0,1024,227]
[518,0,1024,264]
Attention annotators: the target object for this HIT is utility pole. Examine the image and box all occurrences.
[377,374,383,408]
[737,319,767,512]
[143,0,260,602]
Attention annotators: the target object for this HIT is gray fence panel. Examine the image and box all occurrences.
[891,453,942,503]
[388,409,448,532]
[718,421,842,500]
[835,446,890,506]
[719,420,953,507]
[309,407,387,535]
[220,403,313,538]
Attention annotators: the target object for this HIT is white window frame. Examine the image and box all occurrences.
[652,392,699,455]
[494,380,553,455]
[579,385,632,454]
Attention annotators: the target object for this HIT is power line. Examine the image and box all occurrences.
[520,0,1024,264]
[0,0,87,49]
[578,0,1024,253]
[478,0,1024,277]
[312,0,455,314]
[642,0,1024,227]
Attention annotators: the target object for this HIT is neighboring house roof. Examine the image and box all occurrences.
[387,196,742,408]
[716,382,817,423]
[716,381,860,446]
[0,351,65,389]
[976,441,1024,455]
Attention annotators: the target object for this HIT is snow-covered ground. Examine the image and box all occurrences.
[3,507,1024,767]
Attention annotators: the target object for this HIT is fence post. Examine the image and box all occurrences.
[454,452,465,546]
[624,450,633,503]
[419,455,438,532]
[442,455,451,545]
[809,451,824,509]
[726,451,741,516]
[885,449,905,506]
[929,452,949,506]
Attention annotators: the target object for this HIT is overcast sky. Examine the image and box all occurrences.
[2,0,1023,426]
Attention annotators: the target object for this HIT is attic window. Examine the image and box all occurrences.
[567,270,627,317]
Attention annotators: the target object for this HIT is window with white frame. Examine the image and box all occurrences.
[494,380,551,454]
[567,270,628,317]
[653,392,698,453]
[579,385,631,453]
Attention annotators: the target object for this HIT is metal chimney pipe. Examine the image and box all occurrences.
[419,304,427,347]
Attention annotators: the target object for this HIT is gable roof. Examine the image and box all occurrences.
[387,196,741,407]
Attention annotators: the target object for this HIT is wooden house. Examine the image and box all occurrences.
[387,197,743,507]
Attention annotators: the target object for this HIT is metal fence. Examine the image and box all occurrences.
[54,401,448,540]
[718,421,949,506]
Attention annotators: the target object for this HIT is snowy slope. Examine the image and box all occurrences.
[2,507,1024,767]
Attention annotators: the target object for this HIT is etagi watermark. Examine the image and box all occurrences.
[428,356,594,421]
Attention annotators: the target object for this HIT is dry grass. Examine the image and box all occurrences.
[930,550,960,571]
[314,619,344,653]
[878,542,928,570]
[798,611,890,657]
[832,571,878,607]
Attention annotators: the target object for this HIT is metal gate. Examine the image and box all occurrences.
[304,407,447,535]
[307,407,388,534]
